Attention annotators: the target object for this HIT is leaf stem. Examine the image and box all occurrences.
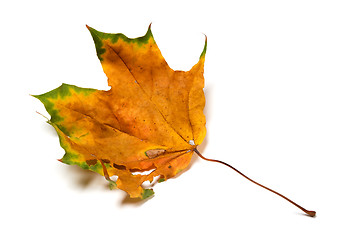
[193,148,316,217]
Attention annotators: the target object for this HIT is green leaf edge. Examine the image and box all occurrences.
[86,24,154,61]
[32,84,108,175]
[87,24,207,66]
[141,188,154,199]
[32,83,97,136]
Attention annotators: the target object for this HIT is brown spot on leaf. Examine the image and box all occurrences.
[145,149,166,159]
[113,163,126,170]
[101,159,111,164]
[86,159,98,166]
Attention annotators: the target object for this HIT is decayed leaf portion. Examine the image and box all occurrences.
[34,25,206,198]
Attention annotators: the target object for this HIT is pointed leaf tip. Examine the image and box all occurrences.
[109,181,117,190]
[199,34,207,59]
[142,189,154,199]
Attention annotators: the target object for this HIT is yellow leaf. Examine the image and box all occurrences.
[33,25,206,199]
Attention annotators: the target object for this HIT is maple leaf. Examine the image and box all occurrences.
[33,25,207,199]
[33,25,316,217]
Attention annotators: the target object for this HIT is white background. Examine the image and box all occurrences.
[1,0,339,239]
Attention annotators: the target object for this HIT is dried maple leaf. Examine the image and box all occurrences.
[33,25,206,199]
[33,25,315,216]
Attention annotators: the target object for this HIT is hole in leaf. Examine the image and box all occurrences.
[131,168,156,176]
